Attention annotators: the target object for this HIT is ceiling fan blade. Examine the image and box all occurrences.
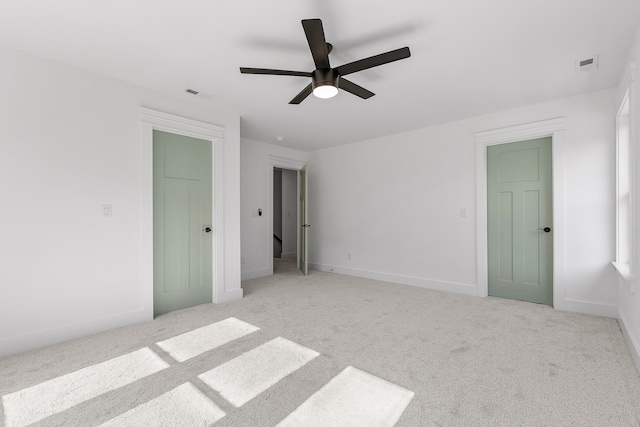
[289,83,313,104]
[302,19,330,69]
[240,67,312,77]
[338,78,375,99]
[335,47,411,76]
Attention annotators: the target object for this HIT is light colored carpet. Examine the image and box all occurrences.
[1,260,640,426]
[2,348,170,426]
[98,383,226,427]
[277,366,414,427]
[156,317,259,362]
[198,337,319,408]
[273,257,301,274]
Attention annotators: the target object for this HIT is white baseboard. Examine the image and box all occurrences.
[218,288,244,303]
[281,252,297,259]
[0,308,150,358]
[308,263,477,296]
[241,268,270,281]
[618,308,640,375]
[560,298,618,318]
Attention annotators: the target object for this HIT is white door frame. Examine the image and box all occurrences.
[140,107,226,319]
[475,117,567,309]
[267,155,306,275]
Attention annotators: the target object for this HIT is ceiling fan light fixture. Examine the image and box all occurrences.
[313,84,339,99]
[312,69,339,99]
[240,19,411,104]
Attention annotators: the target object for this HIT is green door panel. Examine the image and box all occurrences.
[153,130,212,316]
[487,138,552,305]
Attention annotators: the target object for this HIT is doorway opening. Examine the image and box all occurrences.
[273,167,299,274]
[267,155,307,277]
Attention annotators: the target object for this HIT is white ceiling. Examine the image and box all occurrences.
[1,0,639,151]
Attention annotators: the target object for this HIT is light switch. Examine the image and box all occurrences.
[102,204,112,217]
[460,208,468,218]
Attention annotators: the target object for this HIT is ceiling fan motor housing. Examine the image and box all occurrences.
[311,68,339,90]
[240,19,410,104]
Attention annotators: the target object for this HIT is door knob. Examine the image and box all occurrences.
[203,227,212,233]
[536,227,551,232]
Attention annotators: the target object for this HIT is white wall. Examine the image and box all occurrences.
[281,169,298,258]
[0,45,242,357]
[308,88,618,316]
[240,139,308,280]
[618,22,640,372]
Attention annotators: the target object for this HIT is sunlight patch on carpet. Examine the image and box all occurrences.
[198,337,319,407]
[156,317,260,362]
[277,366,415,427]
[98,382,225,426]
[2,347,169,427]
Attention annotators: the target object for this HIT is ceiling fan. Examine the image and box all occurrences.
[240,19,411,104]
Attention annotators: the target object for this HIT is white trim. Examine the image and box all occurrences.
[617,61,636,107]
[475,117,566,145]
[612,261,632,281]
[140,108,225,140]
[618,308,640,374]
[268,155,306,171]
[475,118,567,310]
[267,155,306,275]
[309,263,477,296]
[615,62,637,282]
[562,299,617,318]
[140,107,226,315]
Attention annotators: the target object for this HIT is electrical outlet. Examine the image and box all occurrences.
[347,252,352,261]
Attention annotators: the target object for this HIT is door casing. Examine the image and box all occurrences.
[267,155,306,275]
[475,118,567,310]
[140,108,228,321]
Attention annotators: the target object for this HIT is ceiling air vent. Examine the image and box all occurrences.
[575,55,598,73]
[185,88,200,95]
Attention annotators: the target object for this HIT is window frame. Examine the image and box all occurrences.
[614,61,636,281]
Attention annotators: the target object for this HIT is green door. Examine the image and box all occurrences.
[299,166,309,276]
[153,130,212,316]
[487,138,552,305]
